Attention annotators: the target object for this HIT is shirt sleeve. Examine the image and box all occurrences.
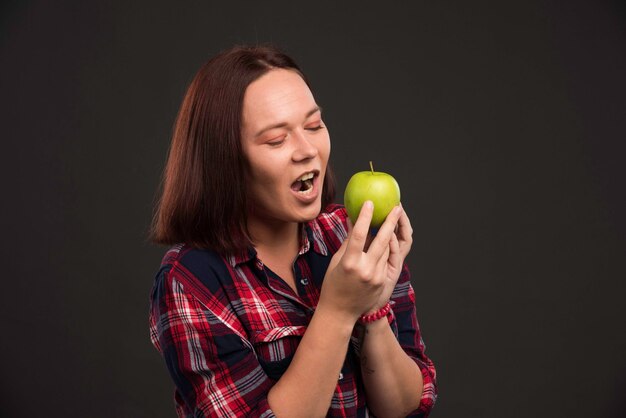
[149,265,276,418]
[390,264,438,417]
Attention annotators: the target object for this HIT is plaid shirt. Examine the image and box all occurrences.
[149,204,437,417]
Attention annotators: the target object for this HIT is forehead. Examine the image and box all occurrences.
[242,69,316,128]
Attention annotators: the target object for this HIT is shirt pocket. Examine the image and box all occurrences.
[251,326,307,381]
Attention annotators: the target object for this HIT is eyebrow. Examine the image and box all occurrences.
[255,106,322,138]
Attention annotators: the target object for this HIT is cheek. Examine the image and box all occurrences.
[246,151,285,189]
[319,135,331,163]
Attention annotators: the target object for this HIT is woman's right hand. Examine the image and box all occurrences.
[317,201,403,323]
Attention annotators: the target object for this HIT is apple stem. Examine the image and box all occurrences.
[369,161,374,174]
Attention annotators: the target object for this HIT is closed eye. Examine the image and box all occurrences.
[305,124,325,132]
[267,137,286,147]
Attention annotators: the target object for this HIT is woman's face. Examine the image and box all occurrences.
[241,68,330,227]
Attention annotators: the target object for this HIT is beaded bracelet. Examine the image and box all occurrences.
[358,302,392,324]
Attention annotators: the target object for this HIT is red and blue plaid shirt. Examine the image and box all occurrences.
[149,204,437,417]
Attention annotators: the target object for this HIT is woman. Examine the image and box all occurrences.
[149,45,437,417]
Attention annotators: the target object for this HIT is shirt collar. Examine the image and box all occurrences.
[305,218,329,257]
[227,247,258,269]
[227,221,329,268]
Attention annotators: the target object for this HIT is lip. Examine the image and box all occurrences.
[291,169,321,204]
[294,169,320,183]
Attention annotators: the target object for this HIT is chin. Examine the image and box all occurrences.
[296,202,322,222]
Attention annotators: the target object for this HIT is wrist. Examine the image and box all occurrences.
[358,302,393,325]
[315,299,360,328]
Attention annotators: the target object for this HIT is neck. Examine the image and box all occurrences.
[247,215,301,255]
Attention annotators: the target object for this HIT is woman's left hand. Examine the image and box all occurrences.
[369,203,413,312]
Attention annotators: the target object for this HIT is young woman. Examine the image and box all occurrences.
[149,45,437,417]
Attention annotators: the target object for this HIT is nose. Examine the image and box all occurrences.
[291,129,319,162]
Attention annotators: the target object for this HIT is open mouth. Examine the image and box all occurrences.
[291,172,316,195]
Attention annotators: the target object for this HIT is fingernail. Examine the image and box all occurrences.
[364,201,373,210]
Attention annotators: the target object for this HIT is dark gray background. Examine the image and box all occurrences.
[2,0,625,417]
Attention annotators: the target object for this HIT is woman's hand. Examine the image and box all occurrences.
[317,201,405,323]
[368,203,413,312]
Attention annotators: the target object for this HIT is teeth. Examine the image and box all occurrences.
[298,172,314,182]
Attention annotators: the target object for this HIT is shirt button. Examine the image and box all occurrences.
[300,278,309,285]
[338,372,344,380]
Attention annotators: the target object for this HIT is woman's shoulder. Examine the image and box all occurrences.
[158,243,225,269]
[154,244,235,295]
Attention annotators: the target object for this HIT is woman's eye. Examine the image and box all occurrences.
[267,138,285,147]
[306,124,324,131]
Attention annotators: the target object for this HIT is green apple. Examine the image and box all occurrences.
[344,162,401,227]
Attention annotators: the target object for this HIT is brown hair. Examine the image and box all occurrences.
[150,45,336,254]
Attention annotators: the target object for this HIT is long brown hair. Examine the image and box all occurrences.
[150,45,336,254]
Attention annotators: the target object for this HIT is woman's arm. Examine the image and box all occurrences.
[358,207,437,417]
[359,317,424,417]
[266,304,356,417]
[358,276,437,417]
